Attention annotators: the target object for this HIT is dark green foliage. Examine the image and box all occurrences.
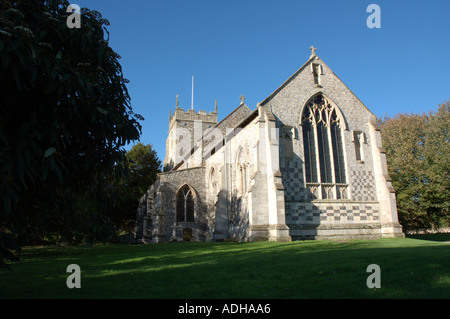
[0,231,20,270]
[107,143,161,234]
[126,143,161,198]
[379,102,450,233]
[0,0,142,267]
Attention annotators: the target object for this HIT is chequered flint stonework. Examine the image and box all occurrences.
[281,165,378,203]
[350,169,377,201]
[285,202,380,225]
[281,160,307,201]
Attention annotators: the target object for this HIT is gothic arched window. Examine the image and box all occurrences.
[301,94,347,199]
[176,185,195,222]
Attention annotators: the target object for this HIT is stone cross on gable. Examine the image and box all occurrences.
[309,45,317,57]
[240,95,245,104]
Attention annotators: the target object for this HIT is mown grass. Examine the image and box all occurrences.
[0,237,449,299]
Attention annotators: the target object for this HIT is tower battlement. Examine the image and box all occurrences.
[169,108,217,129]
[164,100,219,171]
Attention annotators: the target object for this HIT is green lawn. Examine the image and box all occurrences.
[0,237,449,299]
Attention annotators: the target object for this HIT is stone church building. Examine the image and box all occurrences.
[134,47,404,243]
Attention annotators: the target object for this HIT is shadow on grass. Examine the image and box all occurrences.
[406,232,450,242]
[1,239,449,299]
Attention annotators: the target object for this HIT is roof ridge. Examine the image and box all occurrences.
[260,55,316,105]
[215,102,251,126]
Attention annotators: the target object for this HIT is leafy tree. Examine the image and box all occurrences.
[421,102,450,228]
[108,143,161,234]
[0,0,142,268]
[379,101,450,233]
[126,143,161,197]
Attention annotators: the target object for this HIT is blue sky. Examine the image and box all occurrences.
[79,0,450,161]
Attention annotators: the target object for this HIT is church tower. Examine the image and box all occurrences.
[163,95,218,171]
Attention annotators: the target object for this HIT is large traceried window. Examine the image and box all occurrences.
[176,185,195,222]
[302,94,348,200]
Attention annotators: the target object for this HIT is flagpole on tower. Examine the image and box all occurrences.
[191,76,194,110]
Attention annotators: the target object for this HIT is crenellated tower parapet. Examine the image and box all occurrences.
[164,97,218,171]
[169,108,218,131]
